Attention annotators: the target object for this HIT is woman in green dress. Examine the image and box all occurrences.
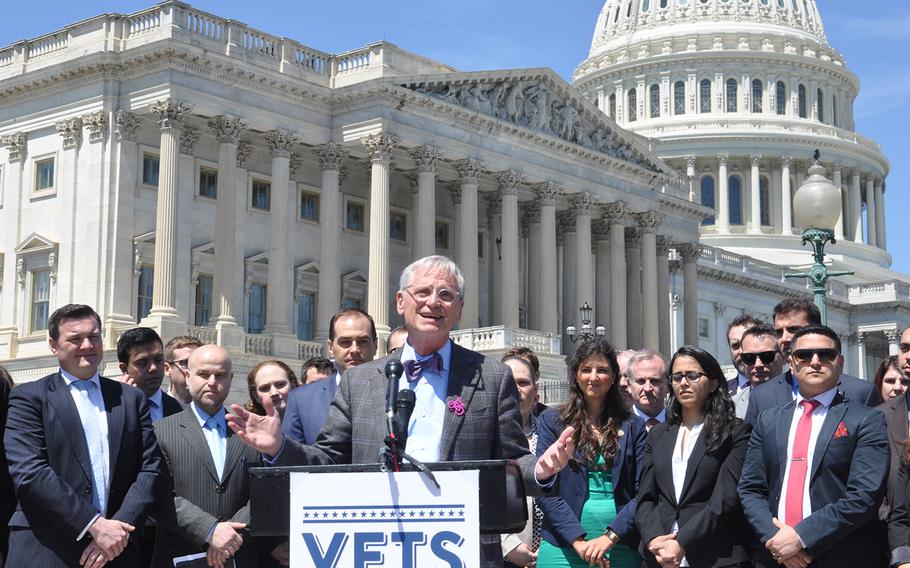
[536,338,647,568]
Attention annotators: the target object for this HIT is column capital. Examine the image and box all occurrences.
[497,169,525,194]
[749,154,762,165]
[115,111,140,142]
[624,227,641,247]
[55,117,83,149]
[236,141,253,168]
[602,201,629,224]
[152,98,190,130]
[713,302,726,316]
[0,132,26,163]
[656,235,671,254]
[874,177,884,189]
[410,145,442,173]
[84,111,108,144]
[686,155,697,169]
[855,331,866,345]
[315,143,348,170]
[676,242,700,262]
[454,157,484,183]
[780,155,793,168]
[634,210,663,232]
[179,127,200,155]
[569,191,599,214]
[532,181,563,205]
[885,329,900,343]
[717,153,729,166]
[207,114,247,144]
[363,133,399,163]
[264,129,298,157]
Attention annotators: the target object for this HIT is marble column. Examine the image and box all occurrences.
[603,201,628,349]
[573,193,596,316]
[411,145,441,260]
[536,182,562,335]
[524,204,541,331]
[832,164,845,240]
[851,173,863,244]
[866,176,877,247]
[855,332,867,380]
[314,143,347,340]
[874,179,885,249]
[625,228,643,349]
[497,171,523,328]
[454,158,483,329]
[560,210,577,348]
[656,236,672,356]
[148,99,189,321]
[448,185,461,262]
[264,129,297,337]
[593,221,611,332]
[363,133,399,348]
[686,156,697,202]
[749,155,762,234]
[780,156,793,235]
[678,243,700,346]
[717,154,730,233]
[485,194,502,326]
[636,212,662,350]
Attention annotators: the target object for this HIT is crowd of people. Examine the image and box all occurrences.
[1,254,910,568]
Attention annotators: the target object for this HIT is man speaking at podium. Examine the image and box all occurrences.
[228,255,575,565]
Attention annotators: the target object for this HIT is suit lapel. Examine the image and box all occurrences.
[889,394,910,441]
[439,343,482,460]
[222,426,245,481]
[100,378,124,481]
[810,395,847,480]
[655,425,679,506]
[46,373,93,483]
[678,430,708,505]
[610,420,631,490]
[179,408,220,483]
[775,403,794,482]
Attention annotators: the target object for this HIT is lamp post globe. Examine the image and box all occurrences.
[792,162,841,232]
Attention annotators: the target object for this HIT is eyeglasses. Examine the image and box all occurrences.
[405,286,461,305]
[669,371,708,384]
[791,348,839,364]
[168,358,189,370]
[740,351,779,366]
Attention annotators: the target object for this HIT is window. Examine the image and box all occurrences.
[142,153,159,187]
[247,283,266,333]
[137,265,154,322]
[698,317,710,338]
[297,291,315,341]
[628,88,637,122]
[674,81,686,115]
[699,79,712,113]
[760,176,771,226]
[198,167,217,199]
[816,88,824,122]
[660,0,669,6]
[251,179,271,211]
[35,158,55,192]
[700,176,716,226]
[435,221,450,250]
[729,175,743,225]
[300,190,319,222]
[195,274,213,326]
[390,210,408,242]
[345,200,365,232]
[649,84,660,118]
[342,297,362,309]
[798,84,807,118]
[30,269,51,333]
[752,79,763,113]
[608,93,616,119]
[726,79,738,113]
[642,0,650,12]
[775,81,786,115]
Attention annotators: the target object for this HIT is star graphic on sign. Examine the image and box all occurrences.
[409,511,416,517]
[370,511,377,518]
[303,512,310,519]
[427,510,435,517]
[341,512,348,518]
[380,511,387,518]
[418,510,426,517]
[361,511,368,518]
[449,510,456,517]
[332,512,338,518]
[322,512,329,518]
[459,510,465,517]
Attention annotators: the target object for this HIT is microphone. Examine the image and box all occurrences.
[393,389,416,450]
[385,359,404,417]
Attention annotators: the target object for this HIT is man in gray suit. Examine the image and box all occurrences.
[153,345,260,568]
[228,255,575,566]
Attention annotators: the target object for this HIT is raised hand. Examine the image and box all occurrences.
[226,395,283,457]
[535,426,575,479]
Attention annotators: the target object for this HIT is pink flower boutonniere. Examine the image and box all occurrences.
[447,396,466,416]
[834,422,849,438]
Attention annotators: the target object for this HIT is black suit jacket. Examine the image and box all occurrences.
[0,376,13,560]
[738,392,890,567]
[887,460,910,566]
[4,372,161,568]
[636,420,753,567]
[281,377,336,445]
[879,392,910,521]
[744,370,882,425]
[160,391,183,418]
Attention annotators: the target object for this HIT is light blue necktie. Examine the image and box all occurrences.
[204,416,226,480]
[72,381,107,515]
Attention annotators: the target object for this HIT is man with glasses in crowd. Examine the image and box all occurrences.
[626,349,668,430]
[163,335,203,405]
[745,298,880,425]
[734,324,785,418]
[726,314,763,395]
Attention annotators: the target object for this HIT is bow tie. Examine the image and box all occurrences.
[403,353,443,382]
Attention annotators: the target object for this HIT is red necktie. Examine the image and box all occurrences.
[785,399,820,526]
[645,418,660,431]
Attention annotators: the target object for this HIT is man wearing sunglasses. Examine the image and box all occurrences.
[744,299,881,425]
[739,325,889,568]
[734,324,784,418]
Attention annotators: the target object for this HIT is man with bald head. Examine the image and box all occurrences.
[151,345,261,568]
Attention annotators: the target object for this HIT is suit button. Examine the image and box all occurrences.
[215,485,225,494]
[85,486,92,495]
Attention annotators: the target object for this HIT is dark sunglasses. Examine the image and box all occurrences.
[740,351,778,366]
[791,348,839,364]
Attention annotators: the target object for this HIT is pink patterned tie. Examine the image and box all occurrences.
[784,399,820,526]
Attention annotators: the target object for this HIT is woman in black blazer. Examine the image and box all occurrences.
[636,345,753,568]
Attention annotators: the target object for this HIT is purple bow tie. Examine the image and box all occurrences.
[403,353,443,382]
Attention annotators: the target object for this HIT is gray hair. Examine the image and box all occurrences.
[627,348,668,378]
[399,255,466,298]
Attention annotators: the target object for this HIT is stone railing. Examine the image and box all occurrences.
[539,378,569,406]
[298,340,323,360]
[847,280,910,304]
[185,325,217,344]
[244,334,272,356]
[450,326,561,355]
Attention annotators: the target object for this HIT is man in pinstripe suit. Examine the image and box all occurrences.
[152,345,260,568]
[228,255,576,566]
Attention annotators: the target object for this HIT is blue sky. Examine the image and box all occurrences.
[2,0,907,273]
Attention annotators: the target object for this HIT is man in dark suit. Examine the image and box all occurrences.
[879,327,910,522]
[281,308,377,445]
[745,299,881,425]
[117,327,183,421]
[152,344,261,568]
[726,314,763,395]
[0,366,14,567]
[4,304,161,568]
[228,255,575,566]
[738,325,890,568]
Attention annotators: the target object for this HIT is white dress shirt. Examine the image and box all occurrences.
[776,386,839,522]
[398,339,452,462]
[671,422,703,568]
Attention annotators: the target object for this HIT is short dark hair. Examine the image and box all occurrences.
[48,304,102,341]
[790,325,842,354]
[116,327,163,365]
[502,347,540,380]
[303,356,335,376]
[501,356,535,382]
[328,308,377,342]
[727,314,763,336]
[773,298,821,326]
[0,365,13,390]
[741,323,779,345]
[164,335,204,361]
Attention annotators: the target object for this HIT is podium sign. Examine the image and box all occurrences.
[289,470,480,567]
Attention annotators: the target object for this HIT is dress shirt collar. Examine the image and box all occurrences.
[737,372,750,389]
[400,338,452,373]
[147,388,163,407]
[60,368,101,389]
[632,405,666,423]
[190,401,227,431]
[795,385,839,409]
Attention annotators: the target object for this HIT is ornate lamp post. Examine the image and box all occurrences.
[784,151,854,324]
[565,302,607,343]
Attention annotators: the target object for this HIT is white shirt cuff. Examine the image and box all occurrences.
[77,514,101,542]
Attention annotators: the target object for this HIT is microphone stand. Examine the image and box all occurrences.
[381,360,440,489]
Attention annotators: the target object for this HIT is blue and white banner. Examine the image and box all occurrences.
[289,470,480,567]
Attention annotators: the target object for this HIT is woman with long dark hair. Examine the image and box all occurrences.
[536,338,646,568]
[636,345,753,567]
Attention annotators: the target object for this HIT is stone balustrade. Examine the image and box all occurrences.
[450,325,561,355]
[847,280,910,304]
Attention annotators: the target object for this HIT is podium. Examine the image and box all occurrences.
[248,459,527,537]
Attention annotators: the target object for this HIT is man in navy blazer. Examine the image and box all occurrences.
[744,299,881,425]
[4,304,161,568]
[738,325,890,568]
[282,308,377,445]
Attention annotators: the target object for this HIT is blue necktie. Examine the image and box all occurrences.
[404,353,443,382]
[72,381,107,515]
[204,416,226,480]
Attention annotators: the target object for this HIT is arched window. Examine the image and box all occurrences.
[642,0,650,12]
[628,88,638,122]
[776,81,786,115]
[778,0,785,7]
[832,95,838,127]
[660,0,669,7]
[729,175,743,225]
[700,79,712,113]
[752,79,763,113]
[701,176,716,225]
[674,81,686,114]
[817,88,824,122]
[798,85,807,118]
[613,6,621,22]
[760,176,771,226]
[726,79,738,112]
[650,84,661,118]
[609,93,617,118]
[627,0,634,17]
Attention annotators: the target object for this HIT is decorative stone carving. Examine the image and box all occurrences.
[557,209,576,229]
[55,117,83,149]
[718,153,729,167]
[405,170,420,192]
[624,227,640,247]
[115,111,140,142]
[207,114,246,144]
[16,258,24,288]
[133,245,143,277]
[592,219,610,240]
[497,169,525,194]
[532,181,562,205]
[362,133,399,162]
[676,243,700,262]
[264,129,297,157]
[179,127,200,155]
[1,132,26,162]
[447,184,462,206]
[48,252,57,284]
[714,302,727,316]
[84,111,108,143]
[315,143,348,171]
[855,331,866,345]
[289,153,304,179]
[885,329,900,344]
[634,211,663,232]
[410,145,442,173]
[602,201,629,224]
[337,166,349,190]
[570,192,598,212]
[656,235,671,254]
[235,141,253,168]
[152,99,190,130]
[453,158,484,183]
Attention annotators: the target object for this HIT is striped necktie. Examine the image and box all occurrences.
[72,380,108,514]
